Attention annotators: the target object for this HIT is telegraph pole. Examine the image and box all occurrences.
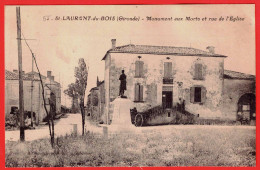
[16,6,25,141]
[31,53,34,127]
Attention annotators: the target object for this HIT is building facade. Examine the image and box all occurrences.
[222,70,255,123]
[87,80,106,123]
[5,70,61,124]
[101,39,255,124]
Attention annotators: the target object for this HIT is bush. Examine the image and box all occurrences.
[5,114,19,130]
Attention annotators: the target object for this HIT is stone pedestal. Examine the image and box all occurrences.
[110,97,135,132]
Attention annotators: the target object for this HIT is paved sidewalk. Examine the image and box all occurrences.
[5,113,103,142]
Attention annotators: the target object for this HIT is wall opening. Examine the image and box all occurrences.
[194,87,202,102]
[162,91,173,108]
[237,93,256,122]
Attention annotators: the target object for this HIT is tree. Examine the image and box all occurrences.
[48,91,56,147]
[32,53,55,148]
[74,58,88,135]
[64,83,79,112]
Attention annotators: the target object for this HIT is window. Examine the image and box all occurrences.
[194,87,201,102]
[190,86,206,103]
[134,83,143,102]
[164,62,173,78]
[242,105,250,111]
[194,63,203,80]
[135,61,144,77]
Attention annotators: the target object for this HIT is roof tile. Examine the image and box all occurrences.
[5,70,40,81]
[102,44,226,60]
[224,70,255,80]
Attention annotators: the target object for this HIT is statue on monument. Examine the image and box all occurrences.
[119,70,127,98]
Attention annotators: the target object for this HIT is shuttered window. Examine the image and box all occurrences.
[190,86,206,103]
[194,63,203,80]
[194,87,201,102]
[134,84,143,102]
[135,61,144,77]
[164,62,173,78]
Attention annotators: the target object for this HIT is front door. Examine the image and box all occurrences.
[162,91,173,108]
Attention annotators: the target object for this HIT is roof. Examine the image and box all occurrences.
[97,80,104,86]
[224,70,255,80]
[25,71,47,79]
[5,70,37,81]
[102,44,227,60]
[25,71,60,85]
[5,70,60,85]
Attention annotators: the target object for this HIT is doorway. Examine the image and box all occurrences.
[237,93,256,121]
[162,91,173,108]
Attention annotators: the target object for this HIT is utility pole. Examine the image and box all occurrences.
[31,53,34,127]
[16,6,25,141]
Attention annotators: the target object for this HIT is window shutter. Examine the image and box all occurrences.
[164,62,168,77]
[168,62,172,77]
[195,64,203,79]
[195,64,199,79]
[201,86,207,103]
[135,61,140,77]
[135,84,139,101]
[139,61,144,77]
[190,87,195,103]
[140,85,143,101]
[164,62,172,78]
[198,64,203,79]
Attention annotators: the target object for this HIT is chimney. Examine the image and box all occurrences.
[111,39,116,49]
[13,69,18,74]
[47,71,52,78]
[206,46,215,54]
[51,76,54,81]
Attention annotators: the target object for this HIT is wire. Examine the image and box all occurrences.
[21,32,33,54]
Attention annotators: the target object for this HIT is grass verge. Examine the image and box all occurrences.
[5,126,255,167]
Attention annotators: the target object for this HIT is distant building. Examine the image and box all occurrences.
[87,80,105,123]
[5,70,61,124]
[100,39,255,124]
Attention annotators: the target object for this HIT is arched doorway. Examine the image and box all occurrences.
[237,93,256,124]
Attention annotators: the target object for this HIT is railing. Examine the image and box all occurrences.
[163,77,173,84]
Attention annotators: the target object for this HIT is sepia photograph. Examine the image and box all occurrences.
[4,4,256,167]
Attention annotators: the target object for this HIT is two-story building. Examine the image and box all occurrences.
[5,70,61,124]
[101,39,255,124]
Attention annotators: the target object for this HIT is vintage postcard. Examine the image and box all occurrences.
[4,4,256,167]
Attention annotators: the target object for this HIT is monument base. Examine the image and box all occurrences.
[109,97,135,132]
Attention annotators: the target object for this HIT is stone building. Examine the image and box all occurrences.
[5,70,61,124]
[87,80,105,123]
[101,39,255,124]
[97,81,106,122]
[222,70,255,123]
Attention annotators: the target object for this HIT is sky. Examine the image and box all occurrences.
[5,5,255,107]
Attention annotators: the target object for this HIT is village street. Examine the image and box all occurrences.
[5,113,255,143]
[5,113,103,143]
